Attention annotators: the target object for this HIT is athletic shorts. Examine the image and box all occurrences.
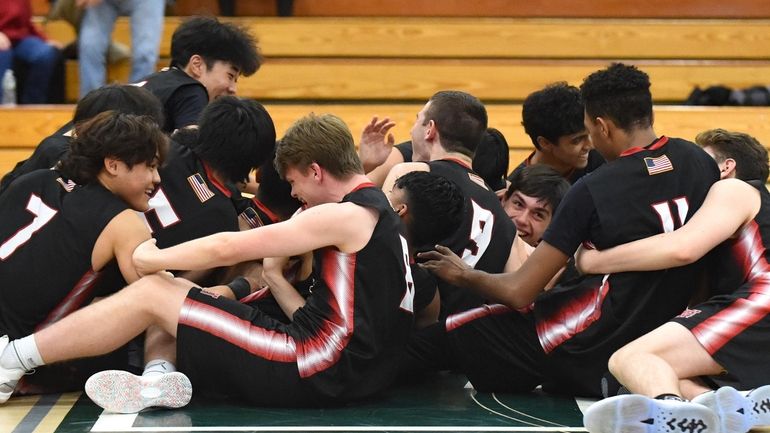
[672,291,770,389]
[176,287,323,406]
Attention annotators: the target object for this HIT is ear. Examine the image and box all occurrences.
[594,117,611,138]
[394,202,408,217]
[309,162,323,181]
[425,120,437,141]
[536,136,555,152]
[103,157,120,176]
[721,158,737,179]
[186,54,205,79]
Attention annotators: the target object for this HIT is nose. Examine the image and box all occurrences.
[512,210,529,228]
[152,167,161,184]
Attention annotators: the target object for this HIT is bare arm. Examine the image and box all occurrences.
[367,148,406,188]
[262,254,313,320]
[133,202,377,276]
[382,162,430,201]
[576,179,758,274]
[419,241,568,309]
[92,210,152,284]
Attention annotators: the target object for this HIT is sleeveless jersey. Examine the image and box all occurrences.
[534,137,719,394]
[0,170,127,338]
[0,130,72,194]
[290,184,415,399]
[140,140,241,249]
[136,67,207,132]
[428,159,517,317]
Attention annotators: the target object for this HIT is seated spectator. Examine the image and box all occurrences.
[0,0,61,103]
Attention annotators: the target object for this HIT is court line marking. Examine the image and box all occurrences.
[11,393,59,433]
[92,426,587,432]
[469,392,543,427]
[491,394,567,427]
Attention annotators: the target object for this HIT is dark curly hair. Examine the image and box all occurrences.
[580,63,653,131]
[522,82,585,149]
[171,16,261,76]
[394,171,465,250]
[60,111,168,185]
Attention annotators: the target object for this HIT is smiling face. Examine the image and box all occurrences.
[410,102,432,161]
[550,130,592,170]
[198,60,240,101]
[284,165,320,208]
[502,190,553,247]
[111,158,161,212]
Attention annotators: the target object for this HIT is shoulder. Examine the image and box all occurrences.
[391,161,430,177]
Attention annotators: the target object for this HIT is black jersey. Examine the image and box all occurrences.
[428,159,517,317]
[140,140,241,249]
[0,170,127,339]
[136,67,208,132]
[534,137,719,395]
[508,149,605,184]
[0,129,72,194]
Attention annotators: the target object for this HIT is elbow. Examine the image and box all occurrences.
[669,246,700,267]
[211,233,243,267]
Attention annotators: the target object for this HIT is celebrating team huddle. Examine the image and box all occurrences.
[0,16,769,433]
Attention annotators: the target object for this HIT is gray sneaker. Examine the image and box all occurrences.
[0,336,26,404]
[584,393,720,433]
[693,385,770,433]
[85,370,192,413]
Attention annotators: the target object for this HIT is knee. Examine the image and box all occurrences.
[608,344,638,378]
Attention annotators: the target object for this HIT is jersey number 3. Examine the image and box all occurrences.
[1,194,58,260]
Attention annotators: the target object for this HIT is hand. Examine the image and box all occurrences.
[574,243,599,275]
[0,32,11,51]
[132,238,162,276]
[359,116,396,172]
[417,245,471,286]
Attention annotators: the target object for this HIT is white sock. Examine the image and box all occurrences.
[142,359,176,377]
[0,336,44,371]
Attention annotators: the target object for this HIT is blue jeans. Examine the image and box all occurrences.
[78,0,165,98]
[0,37,60,104]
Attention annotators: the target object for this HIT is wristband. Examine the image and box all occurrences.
[227,276,251,300]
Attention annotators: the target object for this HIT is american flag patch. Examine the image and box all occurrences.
[644,155,673,175]
[187,173,215,202]
[239,207,265,228]
[56,177,76,192]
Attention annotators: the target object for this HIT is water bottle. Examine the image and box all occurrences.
[2,69,16,106]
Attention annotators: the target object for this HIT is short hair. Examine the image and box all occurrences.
[61,111,169,185]
[394,171,465,250]
[193,97,276,184]
[505,165,571,213]
[580,63,653,131]
[170,16,261,76]
[74,84,164,126]
[695,128,769,181]
[522,82,585,149]
[424,91,488,157]
[256,145,302,220]
[472,128,509,191]
[275,113,363,179]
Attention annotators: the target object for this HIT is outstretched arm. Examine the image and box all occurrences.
[133,202,377,275]
[576,179,758,275]
[359,116,396,173]
[419,241,568,309]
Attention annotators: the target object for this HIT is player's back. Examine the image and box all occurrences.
[0,170,127,338]
[141,140,241,249]
[428,159,517,316]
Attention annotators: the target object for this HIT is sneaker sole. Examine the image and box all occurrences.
[747,384,770,427]
[584,394,719,433]
[85,370,192,413]
[693,387,751,433]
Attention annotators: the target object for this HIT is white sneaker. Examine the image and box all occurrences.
[85,370,192,413]
[584,394,720,433]
[0,336,26,404]
[693,385,770,432]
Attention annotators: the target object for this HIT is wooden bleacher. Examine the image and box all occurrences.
[34,17,770,103]
[3,104,770,177]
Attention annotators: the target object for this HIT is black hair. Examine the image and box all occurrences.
[73,84,164,127]
[505,165,570,214]
[170,16,261,76]
[472,128,509,191]
[580,63,653,131]
[522,82,585,149]
[394,171,465,250]
[695,128,769,182]
[255,145,302,220]
[425,91,488,156]
[193,97,276,184]
[61,111,168,184]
